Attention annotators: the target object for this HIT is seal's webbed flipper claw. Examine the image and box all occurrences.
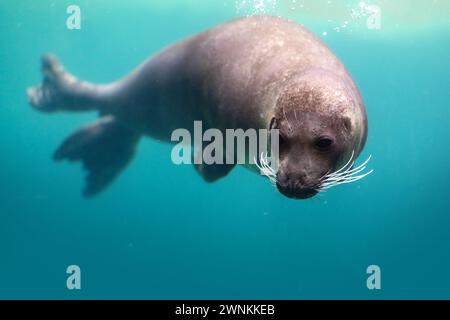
[27,54,102,113]
[54,116,141,197]
[27,54,67,112]
[194,162,236,183]
[192,148,236,183]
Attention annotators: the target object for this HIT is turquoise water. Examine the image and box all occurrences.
[1,0,450,299]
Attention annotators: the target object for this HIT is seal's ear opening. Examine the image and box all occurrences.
[342,117,352,133]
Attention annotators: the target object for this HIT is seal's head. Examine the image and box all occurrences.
[271,70,368,199]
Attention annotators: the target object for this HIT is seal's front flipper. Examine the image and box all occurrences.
[194,162,236,183]
[54,116,140,197]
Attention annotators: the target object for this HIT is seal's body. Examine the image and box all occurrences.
[28,16,368,199]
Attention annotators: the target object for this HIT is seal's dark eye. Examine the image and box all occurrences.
[315,137,334,151]
[269,117,277,130]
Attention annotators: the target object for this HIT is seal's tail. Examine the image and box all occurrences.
[53,115,140,197]
[27,54,141,197]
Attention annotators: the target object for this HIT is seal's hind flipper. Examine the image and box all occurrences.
[54,116,140,197]
[27,54,102,113]
[27,55,64,112]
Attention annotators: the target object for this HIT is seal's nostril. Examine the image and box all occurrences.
[294,180,302,189]
[295,172,307,181]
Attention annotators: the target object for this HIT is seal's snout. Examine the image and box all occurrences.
[276,180,319,200]
[276,167,321,199]
[277,184,318,199]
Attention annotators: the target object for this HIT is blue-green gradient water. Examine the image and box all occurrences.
[1,0,450,299]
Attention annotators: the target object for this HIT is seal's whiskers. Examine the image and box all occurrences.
[255,152,277,186]
[320,151,373,191]
[255,150,373,193]
[283,108,293,133]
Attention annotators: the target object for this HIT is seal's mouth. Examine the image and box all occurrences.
[276,184,319,200]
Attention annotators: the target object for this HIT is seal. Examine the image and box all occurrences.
[27,15,369,199]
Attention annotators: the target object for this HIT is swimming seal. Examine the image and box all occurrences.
[27,15,368,199]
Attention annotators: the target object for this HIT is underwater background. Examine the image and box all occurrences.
[0,0,449,299]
